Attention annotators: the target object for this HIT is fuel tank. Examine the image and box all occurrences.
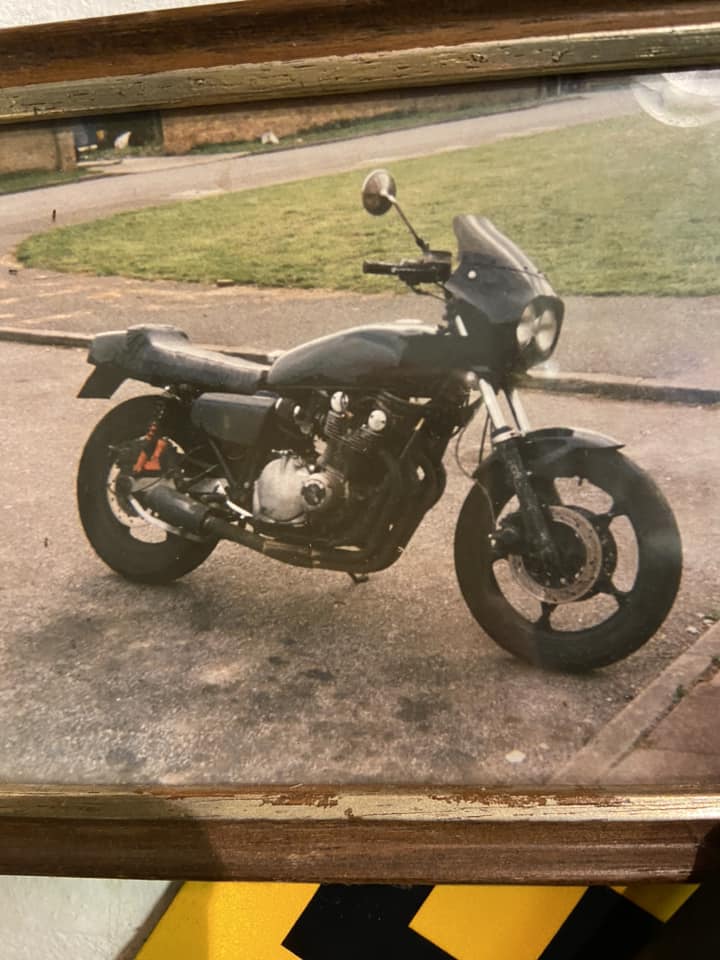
[267,321,475,393]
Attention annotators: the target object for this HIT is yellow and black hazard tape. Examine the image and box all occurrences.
[136,881,704,959]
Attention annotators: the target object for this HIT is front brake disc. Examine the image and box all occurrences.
[508,505,604,603]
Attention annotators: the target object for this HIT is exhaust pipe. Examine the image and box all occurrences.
[142,482,311,558]
[140,472,427,574]
[141,483,214,535]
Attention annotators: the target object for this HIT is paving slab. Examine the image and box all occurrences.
[642,682,720,755]
[553,624,720,785]
[603,669,720,785]
[599,747,720,785]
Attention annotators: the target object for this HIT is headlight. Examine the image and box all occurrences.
[516,308,536,348]
[535,308,558,353]
[516,300,561,366]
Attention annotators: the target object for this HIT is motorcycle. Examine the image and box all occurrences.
[76,169,682,672]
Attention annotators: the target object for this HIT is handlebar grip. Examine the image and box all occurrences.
[363,256,452,284]
[362,260,397,275]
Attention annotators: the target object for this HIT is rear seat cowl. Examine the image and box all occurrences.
[87,329,128,365]
[87,324,269,395]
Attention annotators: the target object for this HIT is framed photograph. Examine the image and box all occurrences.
[0,1,719,883]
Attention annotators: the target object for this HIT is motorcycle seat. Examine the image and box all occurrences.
[88,324,269,394]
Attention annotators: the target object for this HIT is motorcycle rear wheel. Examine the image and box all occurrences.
[78,395,218,584]
[454,449,682,672]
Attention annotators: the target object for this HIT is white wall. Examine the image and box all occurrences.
[0,877,173,960]
[0,0,228,29]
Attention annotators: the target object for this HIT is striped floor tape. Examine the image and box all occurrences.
[135,882,699,959]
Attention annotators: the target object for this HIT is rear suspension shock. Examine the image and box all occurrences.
[132,396,168,474]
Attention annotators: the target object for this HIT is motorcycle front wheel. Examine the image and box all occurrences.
[78,395,218,584]
[454,449,682,671]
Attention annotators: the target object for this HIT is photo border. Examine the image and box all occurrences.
[1,0,719,882]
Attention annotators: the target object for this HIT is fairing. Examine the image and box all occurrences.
[445,215,560,323]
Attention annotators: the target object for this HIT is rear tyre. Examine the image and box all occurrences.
[454,449,682,671]
[78,395,217,584]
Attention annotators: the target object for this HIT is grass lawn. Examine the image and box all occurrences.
[0,167,102,195]
[17,114,720,296]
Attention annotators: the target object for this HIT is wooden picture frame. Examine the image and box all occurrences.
[1,1,719,884]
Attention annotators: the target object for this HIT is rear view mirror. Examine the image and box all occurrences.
[361,169,397,215]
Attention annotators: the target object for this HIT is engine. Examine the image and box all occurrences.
[252,454,343,525]
[252,391,411,527]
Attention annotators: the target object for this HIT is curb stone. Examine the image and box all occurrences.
[551,620,720,784]
[0,328,90,349]
[0,172,111,198]
[521,369,720,405]
[2,325,718,405]
[0,326,280,366]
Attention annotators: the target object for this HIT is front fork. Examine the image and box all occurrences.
[477,380,558,568]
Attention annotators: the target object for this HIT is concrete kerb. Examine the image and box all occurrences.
[552,621,720,784]
[80,151,250,177]
[0,326,280,366]
[0,327,90,350]
[0,172,113,196]
[2,325,718,406]
[521,370,720,406]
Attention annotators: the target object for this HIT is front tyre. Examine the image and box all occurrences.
[454,449,682,671]
[78,395,218,584]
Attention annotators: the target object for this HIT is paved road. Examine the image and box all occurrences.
[0,91,637,261]
[1,342,717,785]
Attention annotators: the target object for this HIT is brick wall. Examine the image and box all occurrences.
[0,123,76,174]
[161,82,542,154]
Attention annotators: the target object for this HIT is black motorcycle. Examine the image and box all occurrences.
[76,169,681,671]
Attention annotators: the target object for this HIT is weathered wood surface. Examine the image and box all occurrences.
[3,26,720,124]
[2,784,719,822]
[2,2,720,122]
[0,786,718,882]
[3,0,720,88]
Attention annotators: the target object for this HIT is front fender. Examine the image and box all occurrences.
[519,426,623,471]
[472,426,623,480]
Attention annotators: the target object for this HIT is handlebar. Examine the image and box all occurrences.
[363,253,452,285]
[362,259,400,276]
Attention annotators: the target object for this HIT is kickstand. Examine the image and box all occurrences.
[348,572,369,585]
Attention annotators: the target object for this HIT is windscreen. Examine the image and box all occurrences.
[445,214,557,323]
[453,215,543,274]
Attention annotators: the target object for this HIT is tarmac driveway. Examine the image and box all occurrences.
[1,88,718,788]
[0,342,717,786]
